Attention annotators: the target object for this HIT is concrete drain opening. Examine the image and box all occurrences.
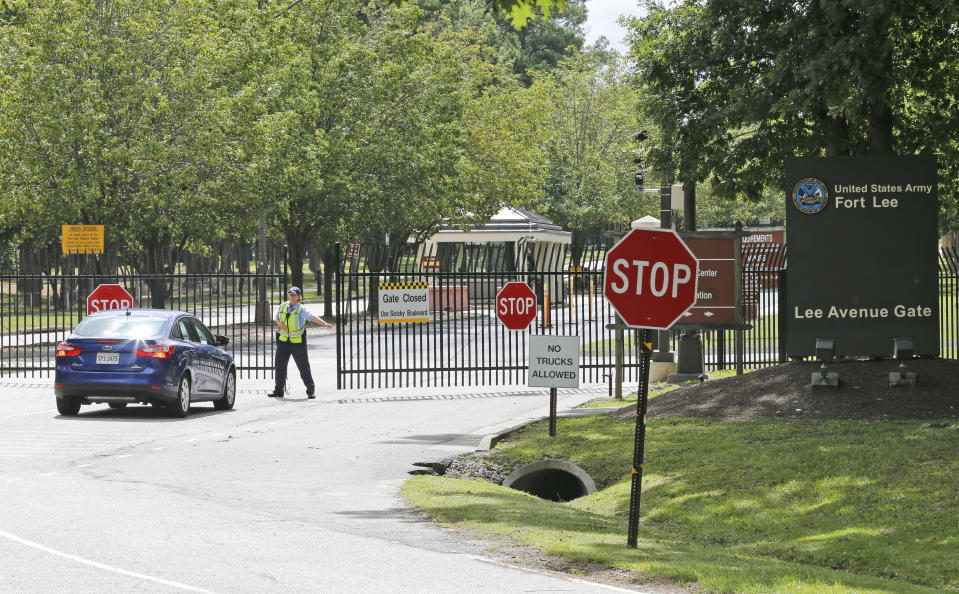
[502,460,596,502]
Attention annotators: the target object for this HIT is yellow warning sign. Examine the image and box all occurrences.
[62,225,104,254]
[378,281,428,290]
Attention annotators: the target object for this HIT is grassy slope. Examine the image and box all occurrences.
[402,414,959,593]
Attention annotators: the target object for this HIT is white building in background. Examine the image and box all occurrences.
[417,207,571,302]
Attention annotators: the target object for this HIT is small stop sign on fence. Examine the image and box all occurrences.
[496,282,537,330]
[87,284,134,314]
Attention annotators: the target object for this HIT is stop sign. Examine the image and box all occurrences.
[604,228,699,329]
[87,284,134,314]
[496,282,537,330]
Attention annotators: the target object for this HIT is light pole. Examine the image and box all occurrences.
[667,181,707,383]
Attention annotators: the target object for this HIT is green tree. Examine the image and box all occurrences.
[626,0,959,212]
[0,0,257,304]
[251,2,535,293]
[418,0,586,85]
[530,52,656,264]
[397,0,567,28]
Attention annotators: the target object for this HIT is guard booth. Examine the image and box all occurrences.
[417,207,572,307]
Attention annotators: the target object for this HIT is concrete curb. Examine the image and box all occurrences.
[476,406,622,451]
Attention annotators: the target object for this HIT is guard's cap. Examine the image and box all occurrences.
[287,286,302,296]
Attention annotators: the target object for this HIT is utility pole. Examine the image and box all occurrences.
[652,185,676,368]
[668,181,706,383]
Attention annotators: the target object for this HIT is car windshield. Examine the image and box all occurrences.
[73,316,167,339]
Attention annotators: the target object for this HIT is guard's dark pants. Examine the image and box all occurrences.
[273,339,314,395]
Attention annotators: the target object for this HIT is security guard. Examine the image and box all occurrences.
[267,286,333,399]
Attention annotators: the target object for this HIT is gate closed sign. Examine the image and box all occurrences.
[378,281,430,323]
[528,335,579,388]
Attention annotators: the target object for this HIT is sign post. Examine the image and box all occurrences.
[603,228,699,548]
[87,284,134,314]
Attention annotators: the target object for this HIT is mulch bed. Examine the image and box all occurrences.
[616,358,959,422]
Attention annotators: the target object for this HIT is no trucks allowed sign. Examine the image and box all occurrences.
[528,335,579,388]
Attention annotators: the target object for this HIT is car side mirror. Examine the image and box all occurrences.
[214,335,229,347]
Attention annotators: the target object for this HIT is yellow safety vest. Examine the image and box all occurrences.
[278,302,305,343]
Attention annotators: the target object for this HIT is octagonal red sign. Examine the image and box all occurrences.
[603,228,699,329]
[87,284,134,314]
[496,282,537,330]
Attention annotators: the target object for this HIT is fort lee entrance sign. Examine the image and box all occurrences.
[785,156,939,357]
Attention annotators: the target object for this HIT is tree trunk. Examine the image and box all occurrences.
[366,242,386,316]
[17,247,43,306]
[308,241,323,298]
[322,244,337,318]
[285,232,307,291]
[142,242,167,309]
[867,12,894,154]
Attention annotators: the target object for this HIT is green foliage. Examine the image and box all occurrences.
[0,0,257,263]
[529,52,656,231]
[396,0,567,29]
[626,1,959,215]
[418,0,585,86]
[694,180,785,228]
[244,1,545,283]
[0,0,556,278]
[404,416,959,592]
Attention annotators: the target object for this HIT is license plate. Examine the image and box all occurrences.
[96,352,120,365]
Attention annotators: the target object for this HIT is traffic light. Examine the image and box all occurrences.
[632,131,648,189]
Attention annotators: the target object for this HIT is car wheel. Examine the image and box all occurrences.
[213,369,236,411]
[108,402,128,409]
[56,397,81,416]
[170,375,191,418]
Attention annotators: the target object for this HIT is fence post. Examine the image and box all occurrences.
[717,331,726,370]
[589,277,594,319]
[335,242,342,390]
[778,269,787,363]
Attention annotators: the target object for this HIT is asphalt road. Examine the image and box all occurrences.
[0,333,642,593]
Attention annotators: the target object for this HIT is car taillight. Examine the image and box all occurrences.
[56,343,82,357]
[135,345,175,359]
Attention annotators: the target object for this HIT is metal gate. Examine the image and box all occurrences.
[335,240,646,388]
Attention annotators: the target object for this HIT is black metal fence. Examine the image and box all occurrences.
[698,242,788,371]
[335,238,959,388]
[939,247,959,360]
[0,270,284,378]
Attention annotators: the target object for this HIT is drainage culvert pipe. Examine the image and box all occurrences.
[502,460,596,502]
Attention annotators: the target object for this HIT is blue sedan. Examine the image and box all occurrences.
[54,309,236,418]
